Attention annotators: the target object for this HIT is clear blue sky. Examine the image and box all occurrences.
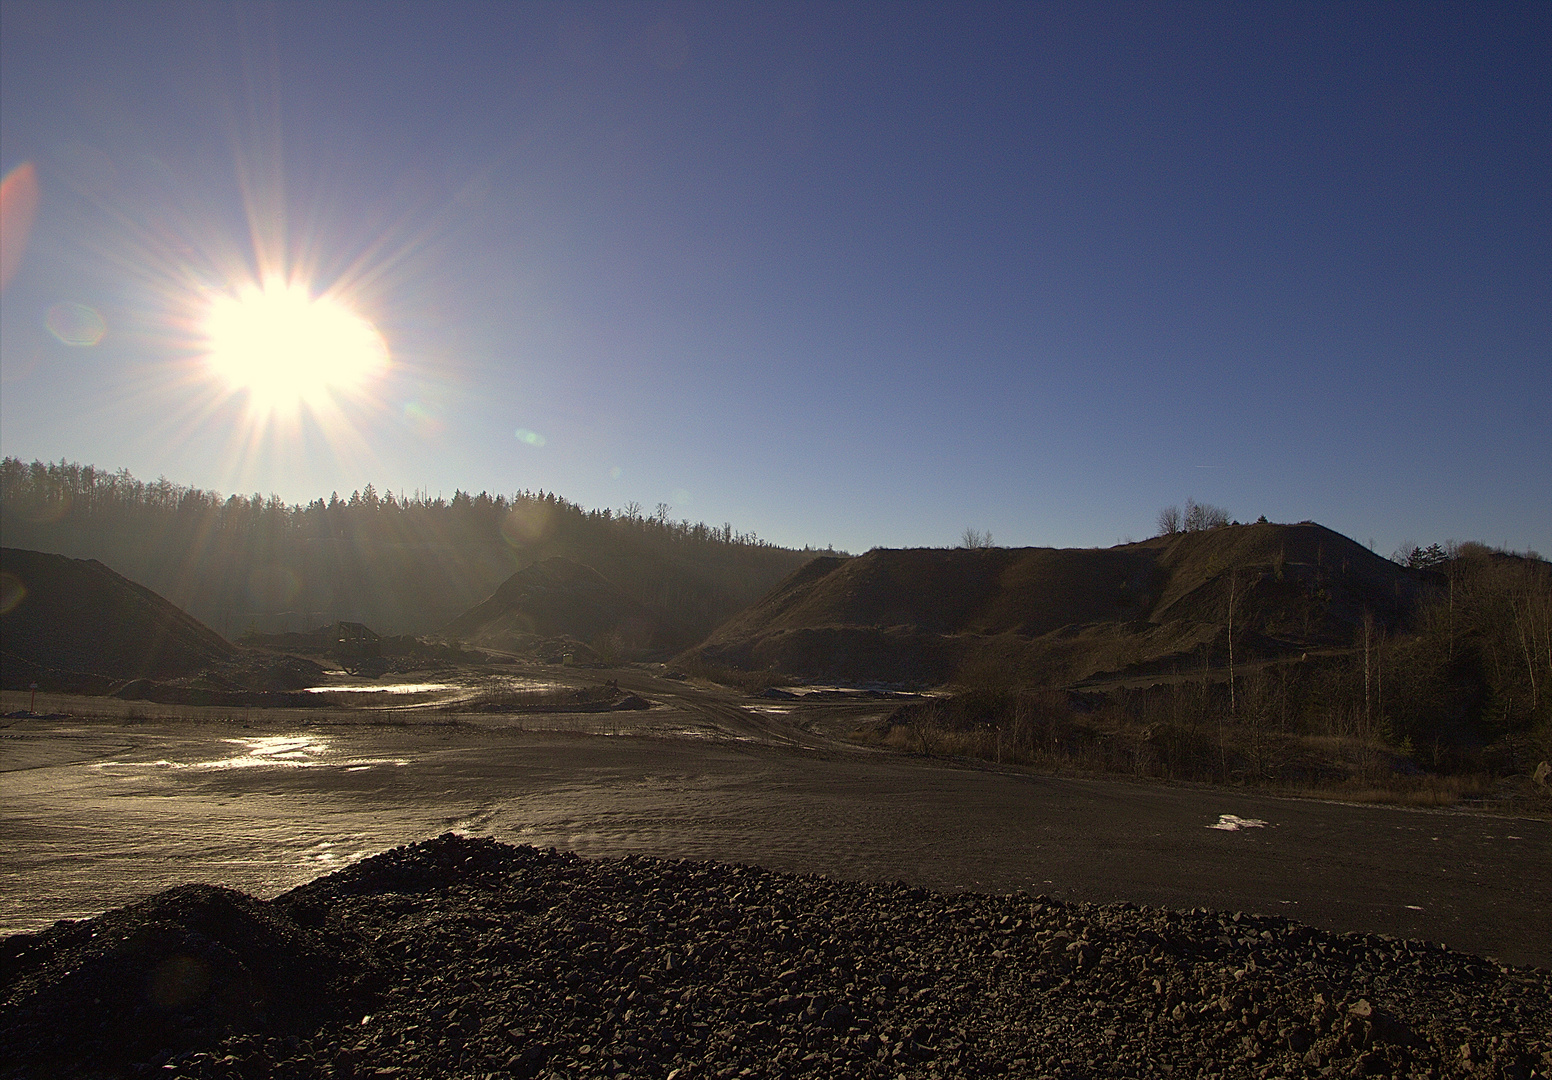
[2,2,1547,556]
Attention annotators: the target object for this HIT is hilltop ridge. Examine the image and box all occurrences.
[681,522,1436,687]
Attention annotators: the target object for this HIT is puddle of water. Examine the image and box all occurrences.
[94,734,408,771]
[670,728,759,742]
[1208,814,1269,831]
[304,683,457,694]
[306,677,569,694]
[774,684,927,698]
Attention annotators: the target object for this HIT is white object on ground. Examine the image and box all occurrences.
[1208,814,1269,831]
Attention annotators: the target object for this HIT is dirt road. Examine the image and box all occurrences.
[2,676,1547,967]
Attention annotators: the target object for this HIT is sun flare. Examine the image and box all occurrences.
[204,278,388,413]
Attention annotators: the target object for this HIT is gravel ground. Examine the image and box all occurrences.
[2,834,1547,1080]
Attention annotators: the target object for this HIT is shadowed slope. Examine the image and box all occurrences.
[708,548,1158,639]
[2,458,816,639]
[681,523,1437,686]
[442,556,654,653]
[1141,522,1424,632]
[1,547,233,684]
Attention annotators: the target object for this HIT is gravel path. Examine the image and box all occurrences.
[2,834,1548,1080]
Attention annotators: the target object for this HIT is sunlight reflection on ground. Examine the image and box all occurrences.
[303,683,456,694]
[93,734,408,771]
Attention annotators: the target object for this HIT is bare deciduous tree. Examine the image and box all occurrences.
[1184,497,1230,532]
[961,527,994,549]
[1158,500,1229,535]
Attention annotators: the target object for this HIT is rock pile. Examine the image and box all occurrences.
[3,834,1547,1079]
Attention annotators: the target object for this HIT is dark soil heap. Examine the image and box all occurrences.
[1,547,233,687]
[2,834,1547,1080]
[679,523,1435,686]
[443,556,654,656]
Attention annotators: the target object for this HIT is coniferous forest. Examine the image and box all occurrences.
[0,457,820,647]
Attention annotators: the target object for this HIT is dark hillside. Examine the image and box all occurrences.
[972,546,1159,634]
[0,458,815,642]
[1140,522,1428,635]
[1,547,233,684]
[442,556,655,654]
[710,547,1159,640]
[682,523,1440,687]
[684,525,1550,795]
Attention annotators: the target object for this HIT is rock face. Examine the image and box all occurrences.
[680,522,1436,686]
[0,547,233,685]
[2,834,1547,1079]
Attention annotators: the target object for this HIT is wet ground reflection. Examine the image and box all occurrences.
[93,734,408,771]
[2,709,1549,967]
[304,683,456,694]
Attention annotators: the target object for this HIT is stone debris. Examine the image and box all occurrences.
[2,833,1548,1079]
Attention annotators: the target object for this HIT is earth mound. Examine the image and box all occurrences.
[680,523,1435,686]
[443,556,654,655]
[2,834,1545,1080]
[206,650,329,691]
[0,547,233,686]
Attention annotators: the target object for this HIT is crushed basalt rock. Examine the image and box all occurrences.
[2,834,1547,1079]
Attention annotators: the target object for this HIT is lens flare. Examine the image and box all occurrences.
[45,303,107,346]
[402,401,445,437]
[501,504,552,546]
[24,101,455,493]
[0,572,26,615]
[514,428,546,447]
[0,161,39,290]
[204,278,388,415]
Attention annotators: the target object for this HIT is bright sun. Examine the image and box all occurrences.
[204,278,388,413]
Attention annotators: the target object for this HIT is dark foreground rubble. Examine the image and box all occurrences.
[2,835,1547,1080]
